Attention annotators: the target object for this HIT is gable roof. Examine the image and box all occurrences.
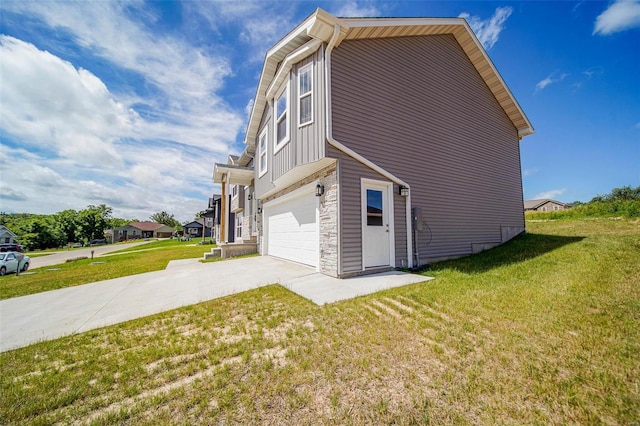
[524,199,568,210]
[127,221,166,231]
[240,8,533,166]
[183,221,203,228]
[0,225,17,238]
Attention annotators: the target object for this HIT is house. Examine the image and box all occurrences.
[183,221,212,238]
[213,9,534,278]
[524,199,569,212]
[203,194,222,242]
[0,226,17,244]
[114,222,175,241]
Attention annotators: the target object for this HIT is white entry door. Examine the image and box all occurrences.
[362,180,392,268]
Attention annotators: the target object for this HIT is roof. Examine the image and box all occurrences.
[212,163,254,186]
[240,8,534,164]
[126,221,166,231]
[183,221,203,228]
[0,225,17,237]
[524,199,568,210]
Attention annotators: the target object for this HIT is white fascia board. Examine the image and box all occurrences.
[456,20,535,137]
[266,39,322,99]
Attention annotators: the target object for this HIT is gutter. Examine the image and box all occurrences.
[324,24,414,270]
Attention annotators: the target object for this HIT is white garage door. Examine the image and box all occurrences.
[264,188,318,268]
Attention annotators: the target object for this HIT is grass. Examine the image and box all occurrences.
[1,217,638,424]
[0,239,210,300]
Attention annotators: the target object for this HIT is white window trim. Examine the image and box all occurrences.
[258,126,268,178]
[273,79,290,154]
[231,184,238,200]
[298,63,313,127]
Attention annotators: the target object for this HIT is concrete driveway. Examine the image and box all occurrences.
[29,241,153,269]
[0,256,431,352]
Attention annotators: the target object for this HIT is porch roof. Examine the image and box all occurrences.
[213,163,254,186]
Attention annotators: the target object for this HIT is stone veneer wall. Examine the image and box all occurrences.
[258,163,338,277]
[241,215,252,241]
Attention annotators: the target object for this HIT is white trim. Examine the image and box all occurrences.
[298,63,313,127]
[273,79,290,154]
[266,39,322,99]
[258,126,268,178]
[325,24,413,269]
[231,184,238,200]
[360,178,395,269]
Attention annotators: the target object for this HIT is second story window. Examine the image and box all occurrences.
[231,185,238,199]
[259,127,268,177]
[298,64,312,126]
[274,80,289,152]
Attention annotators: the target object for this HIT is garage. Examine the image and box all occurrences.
[263,186,318,268]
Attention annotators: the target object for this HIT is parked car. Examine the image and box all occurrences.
[0,243,24,252]
[72,242,84,248]
[89,239,107,246]
[0,252,30,276]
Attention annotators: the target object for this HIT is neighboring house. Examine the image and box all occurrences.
[213,9,534,278]
[524,199,569,212]
[114,222,175,241]
[0,226,17,244]
[183,221,212,238]
[203,194,222,242]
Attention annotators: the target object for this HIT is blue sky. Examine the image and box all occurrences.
[0,1,638,222]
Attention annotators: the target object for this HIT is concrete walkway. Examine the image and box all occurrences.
[0,256,432,352]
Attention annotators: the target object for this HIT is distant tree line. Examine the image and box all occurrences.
[0,207,187,251]
[527,185,640,219]
[0,205,126,251]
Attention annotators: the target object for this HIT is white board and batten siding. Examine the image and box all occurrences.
[263,184,319,268]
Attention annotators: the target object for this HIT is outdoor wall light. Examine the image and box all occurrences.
[399,185,409,197]
[315,183,325,197]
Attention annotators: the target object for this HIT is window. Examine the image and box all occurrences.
[259,127,268,177]
[298,64,312,126]
[231,185,238,199]
[366,189,384,226]
[236,212,243,239]
[274,81,289,152]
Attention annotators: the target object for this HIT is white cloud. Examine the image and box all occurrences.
[0,2,247,222]
[459,6,513,50]
[334,1,381,17]
[572,66,604,91]
[0,36,130,168]
[523,168,539,177]
[535,72,569,92]
[2,1,243,153]
[594,0,640,35]
[534,189,567,200]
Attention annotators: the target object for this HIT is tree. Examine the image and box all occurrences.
[78,204,112,241]
[150,211,180,228]
[55,209,79,243]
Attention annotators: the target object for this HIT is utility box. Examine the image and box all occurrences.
[412,207,424,231]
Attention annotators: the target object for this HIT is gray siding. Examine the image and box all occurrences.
[329,146,409,274]
[255,103,274,197]
[260,47,327,192]
[331,35,525,265]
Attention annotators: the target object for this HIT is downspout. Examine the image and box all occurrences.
[324,24,414,269]
[220,175,227,244]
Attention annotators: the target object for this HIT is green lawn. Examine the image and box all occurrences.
[1,218,638,424]
[0,240,210,300]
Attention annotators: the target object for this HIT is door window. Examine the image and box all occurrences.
[366,189,383,226]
